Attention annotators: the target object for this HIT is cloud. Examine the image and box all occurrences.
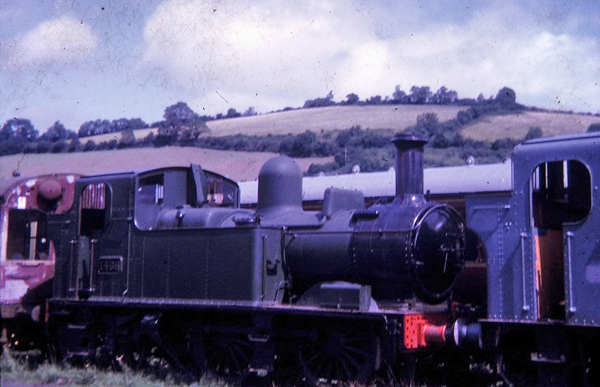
[140,0,381,111]
[11,16,98,67]
[383,11,600,110]
[138,0,599,115]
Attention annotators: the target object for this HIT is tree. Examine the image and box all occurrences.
[78,119,111,137]
[141,132,155,146]
[417,112,439,128]
[243,107,257,116]
[279,130,317,157]
[67,139,80,152]
[303,92,336,108]
[51,141,67,153]
[524,126,543,140]
[128,118,149,130]
[1,118,38,142]
[0,118,38,155]
[83,140,97,151]
[496,87,516,106]
[78,121,93,137]
[414,112,440,137]
[118,129,136,148]
[365,95,383,105]
[345,93,360,105]
[226,108,242,119]
[164,102,199,123]
[409,86,432,104]
[156,102,210,145]
[36,141,52,153]
[42,121,68,142]
[587,123,600,132]
[432,86,458,104]
[392,85,407,104]
[107,139,118,149]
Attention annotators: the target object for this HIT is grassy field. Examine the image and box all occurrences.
[80,128,157,144]
[1,349,229,387]
[4,105,599,181]
[206,105,465,136]
[0,147,332,181]
[461,111,600,141]
[81,105,465,144]
[81,105,600,147]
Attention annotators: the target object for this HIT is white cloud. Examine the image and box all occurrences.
[137,0,599,114]
[140,0,380,112]
[11,16,98,66]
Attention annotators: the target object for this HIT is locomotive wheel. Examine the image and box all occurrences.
[119,334,153,371]
[204,330,253,379]
[298,321,380,385]
[156,314,207,380]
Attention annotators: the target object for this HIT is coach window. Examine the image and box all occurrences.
[135,174,164,230]
[531,160,591,228]
[80,183,110,237]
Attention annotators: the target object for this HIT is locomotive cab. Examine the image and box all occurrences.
[0,174,77,349]
[473,133,599,323]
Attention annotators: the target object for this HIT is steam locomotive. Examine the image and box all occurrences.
[45,134,475,384]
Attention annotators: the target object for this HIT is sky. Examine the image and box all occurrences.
[0,0,598,132]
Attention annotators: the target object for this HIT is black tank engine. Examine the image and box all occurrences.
[48,134,472,382]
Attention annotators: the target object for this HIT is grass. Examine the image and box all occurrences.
[206,105,465,137]
[80,105,464,144]
[460,111,600,141]
[0,347,231,387]
[81,106,600,144]
[80,128,158,144]
[4,105,598,182]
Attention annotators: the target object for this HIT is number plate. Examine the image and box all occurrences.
[98,256,123,274]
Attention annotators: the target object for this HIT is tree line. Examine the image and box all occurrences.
[302,85,464,109]
[0,82,489,156]
[2,86,599,164]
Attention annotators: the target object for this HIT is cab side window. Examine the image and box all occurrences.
[532,160,591,228]
[80,183,109,237]
[135,174,165,230]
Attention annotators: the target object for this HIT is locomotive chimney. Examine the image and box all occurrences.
[391,133,428,198]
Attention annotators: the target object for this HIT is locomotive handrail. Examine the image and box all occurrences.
[519,232,530,313]
[68,239,77,292]
[89,239,97,292]
[565,231,576,315]
[468,204,511,212]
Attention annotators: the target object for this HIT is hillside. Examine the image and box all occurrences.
[80,105,465,144]
[206,105,465,136]
[80,105,600,145]
[0,147,332,181]
[461,111,600,141]
[4,105,599,181]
